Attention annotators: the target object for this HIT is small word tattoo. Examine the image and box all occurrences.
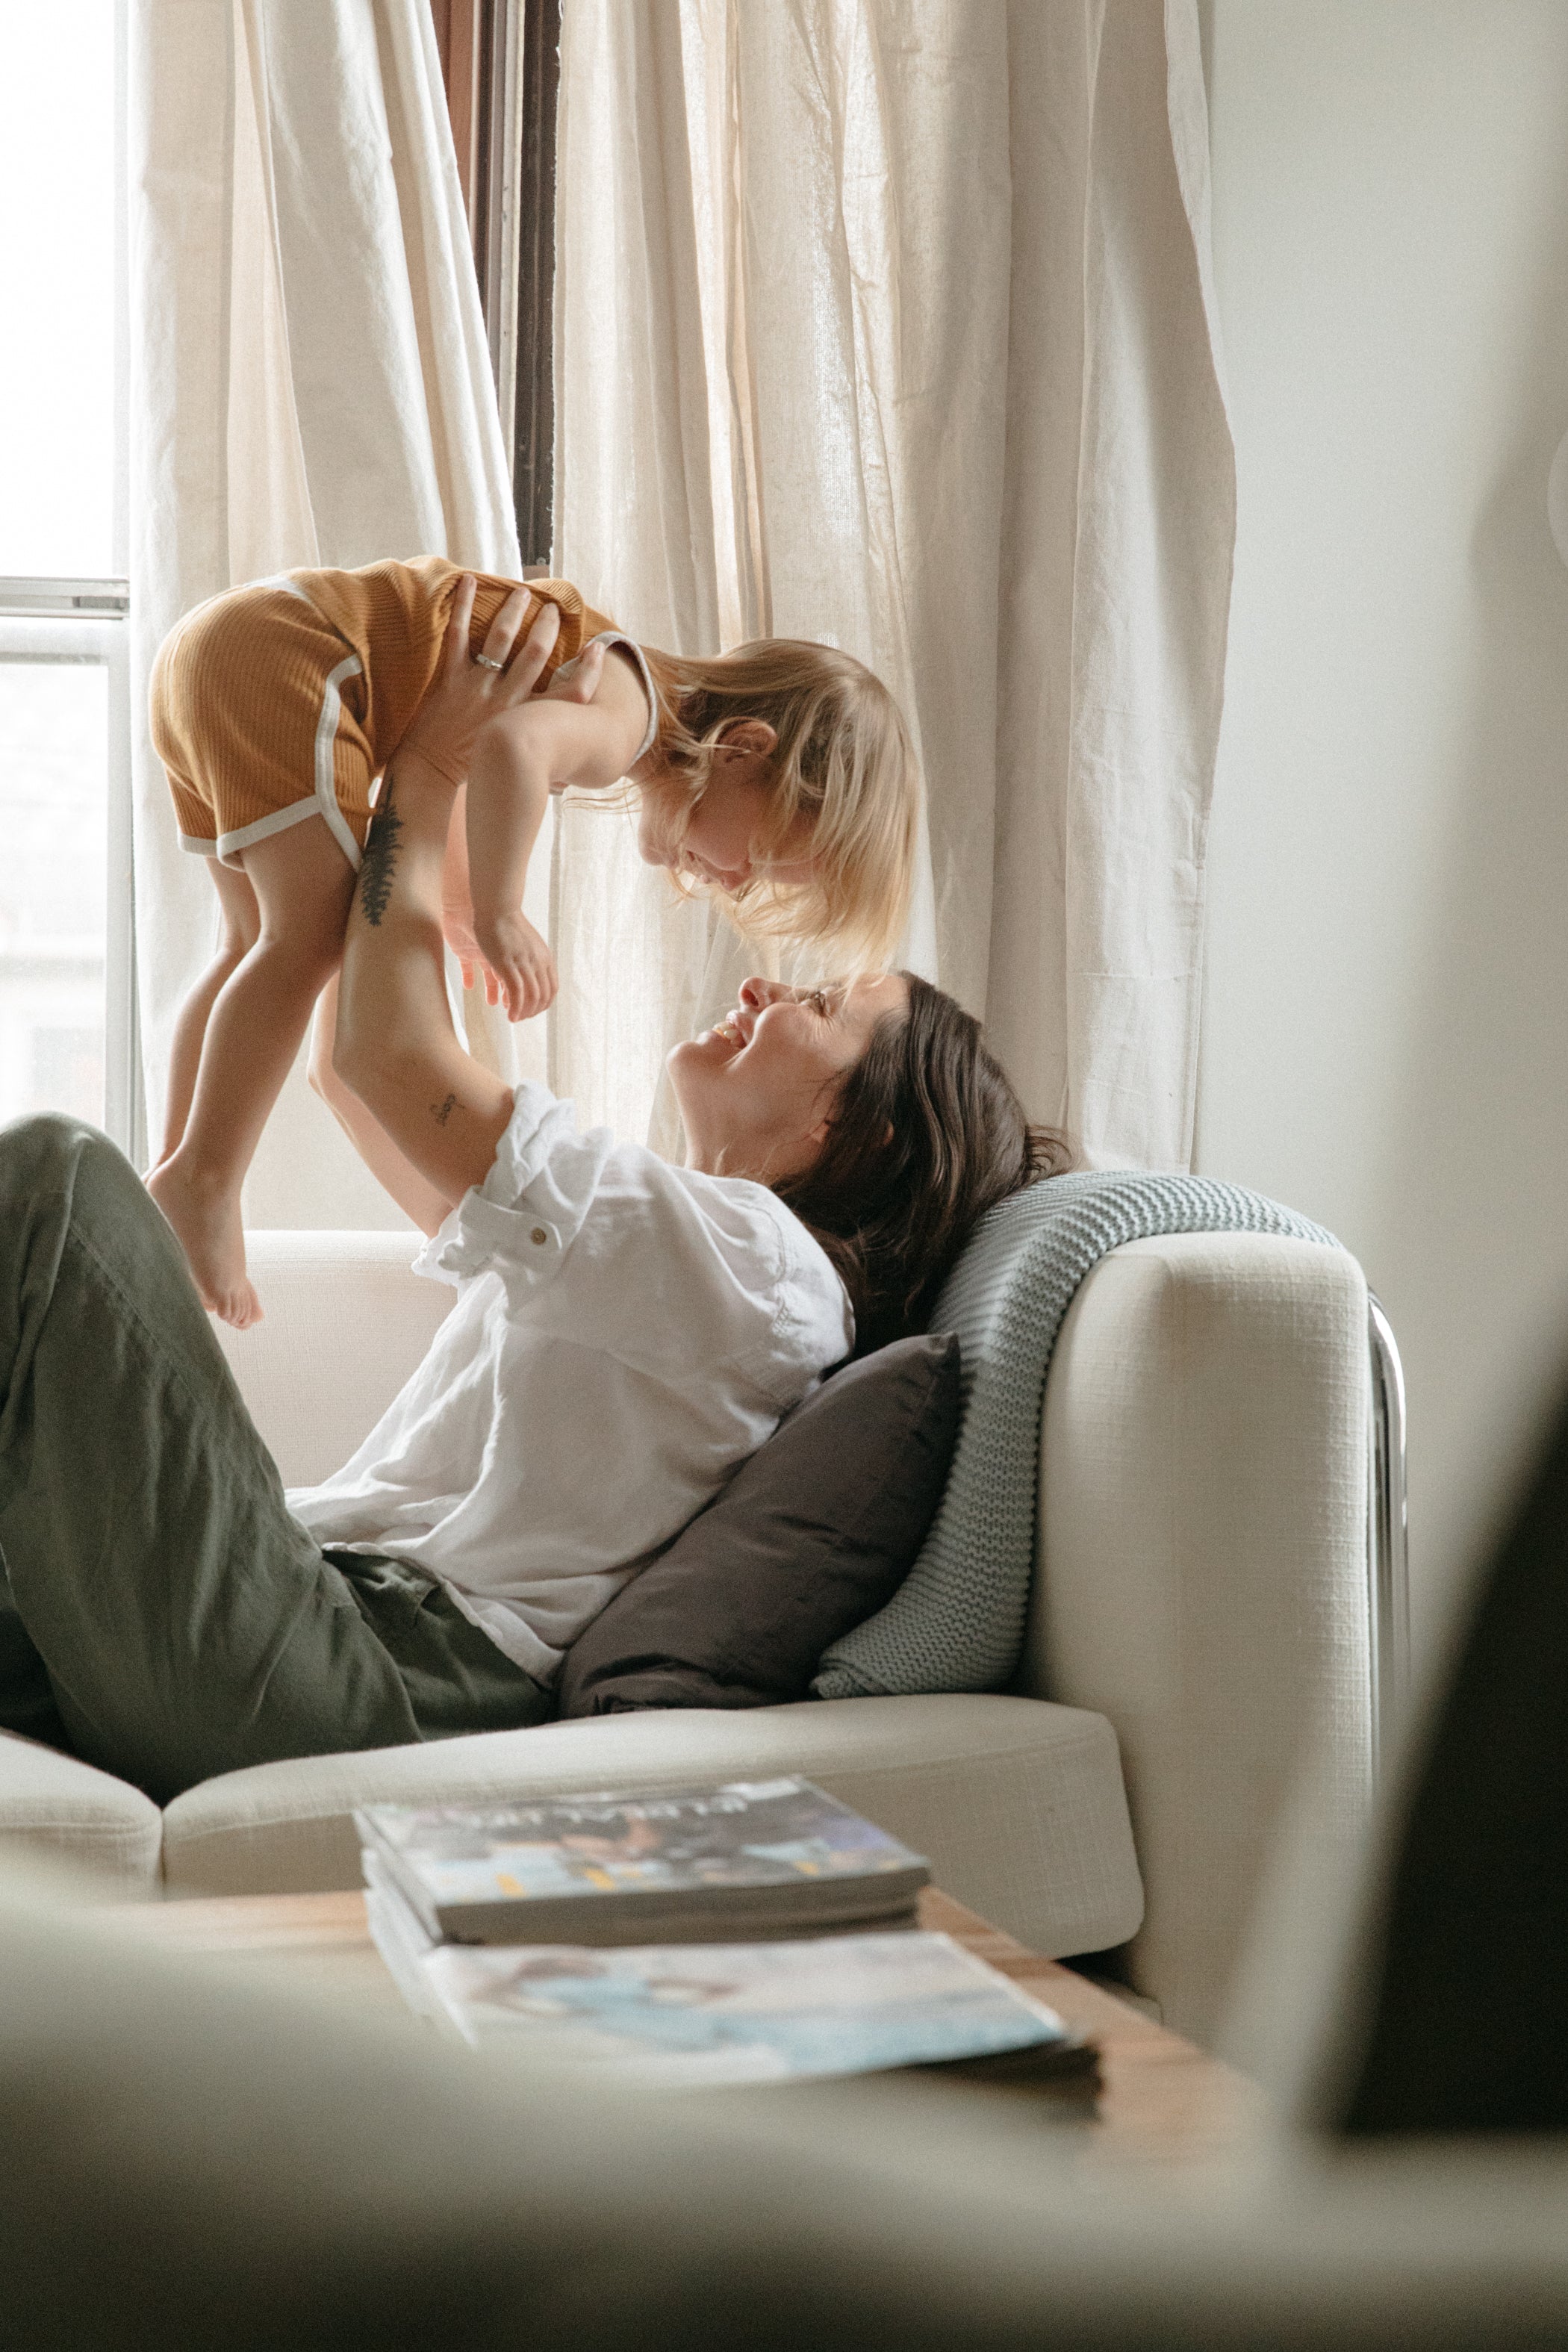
[431,1092,457,1128]
[358,787,403,927]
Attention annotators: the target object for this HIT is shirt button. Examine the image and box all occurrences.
[530,1227,549,1247]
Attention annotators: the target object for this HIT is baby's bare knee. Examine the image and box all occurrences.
[211,924,255,977]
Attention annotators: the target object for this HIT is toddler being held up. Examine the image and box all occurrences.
[148,557,921,1327]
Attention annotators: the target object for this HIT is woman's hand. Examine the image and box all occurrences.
[473,909,559,1022]
[404,575,604,994]
[399,575,560,790]
[402,572,609,787]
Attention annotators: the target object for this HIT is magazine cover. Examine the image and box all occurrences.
[357,1779,929,1914]
[417,1931,1077,2087]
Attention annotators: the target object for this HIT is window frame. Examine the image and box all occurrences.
[0,609,136,1151]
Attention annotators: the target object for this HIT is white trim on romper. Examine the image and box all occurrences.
[308,653,367,868]
[202,651,366,872]
[269,576,365,863]
[588,632,659,765]
[176,574,367,870]
[179,592,646,868]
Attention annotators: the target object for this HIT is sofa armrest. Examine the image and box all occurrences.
[214,1232,454,1488]
[1021,1232,1372,2041]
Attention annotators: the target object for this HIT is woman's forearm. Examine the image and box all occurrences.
[308,979,455,1236]
[335,754,514,1206]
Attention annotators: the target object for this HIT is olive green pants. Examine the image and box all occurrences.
[0,1116,551,1803]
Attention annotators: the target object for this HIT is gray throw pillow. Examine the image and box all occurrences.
[556,1334,962,1717]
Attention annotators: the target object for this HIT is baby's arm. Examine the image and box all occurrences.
[465,671,650,1021]
[439,784,488,995]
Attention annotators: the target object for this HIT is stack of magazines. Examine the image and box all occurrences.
[359,1778,1096,2091]
[358,1777,930,1945]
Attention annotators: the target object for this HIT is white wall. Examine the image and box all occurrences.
[1198,1,1568,1647]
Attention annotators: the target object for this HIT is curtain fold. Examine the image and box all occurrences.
[129,0,529,1227]
[553,0,1233,1170]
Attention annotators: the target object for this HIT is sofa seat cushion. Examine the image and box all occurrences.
[0,1732,163,1895]
[160,1696,1143,1960]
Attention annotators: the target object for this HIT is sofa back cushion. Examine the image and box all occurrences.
[220,1233,452,1487]
[556,1335,961,1717]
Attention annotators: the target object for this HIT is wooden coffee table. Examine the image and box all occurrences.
[102,1884,1263,2176]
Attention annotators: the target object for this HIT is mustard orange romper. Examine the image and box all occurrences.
[149,556,659,871]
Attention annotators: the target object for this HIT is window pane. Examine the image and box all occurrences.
[0,1,117,577]
[0,665,108,1125]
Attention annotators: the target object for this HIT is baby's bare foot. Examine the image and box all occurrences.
[146,1157,264,1330]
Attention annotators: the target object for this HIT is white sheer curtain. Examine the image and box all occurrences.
[128,0,531,1226]
[553,0,1233,1170]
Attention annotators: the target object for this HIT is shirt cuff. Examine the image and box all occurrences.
[414,1080,603,1292]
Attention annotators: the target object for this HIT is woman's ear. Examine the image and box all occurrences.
[716,718,778,759]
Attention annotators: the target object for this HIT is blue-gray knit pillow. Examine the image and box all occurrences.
[813,1172,1337,1701]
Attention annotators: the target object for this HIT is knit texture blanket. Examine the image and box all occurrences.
[812,1172,1338,1702]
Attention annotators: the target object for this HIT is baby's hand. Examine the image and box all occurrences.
[475,910,558,1022]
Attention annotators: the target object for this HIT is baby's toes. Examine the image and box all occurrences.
[214,1278,264,1331]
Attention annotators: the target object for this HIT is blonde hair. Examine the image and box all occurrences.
[636,639,920,970]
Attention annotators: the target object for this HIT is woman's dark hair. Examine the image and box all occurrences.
[774,974,1071,1357]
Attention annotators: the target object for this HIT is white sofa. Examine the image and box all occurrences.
[0,1225,1373,2042]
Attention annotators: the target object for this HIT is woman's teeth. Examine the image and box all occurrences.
[712,1017,744,1046]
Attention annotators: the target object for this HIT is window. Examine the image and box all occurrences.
[0,0,134,1151]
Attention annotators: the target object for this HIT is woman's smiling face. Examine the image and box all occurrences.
[668,973,909,1182]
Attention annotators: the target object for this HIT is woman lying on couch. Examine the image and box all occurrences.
[0,600,1055,1804]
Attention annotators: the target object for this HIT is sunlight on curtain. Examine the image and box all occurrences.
[553,0,1233,1170]
[130,0,526,1225]
[553,0,946,1155]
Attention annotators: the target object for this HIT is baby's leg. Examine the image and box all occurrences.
[155,859,261,1166]
[148,818,356,1329]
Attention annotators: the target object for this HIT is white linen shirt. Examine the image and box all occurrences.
[287,1083,853,1684]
